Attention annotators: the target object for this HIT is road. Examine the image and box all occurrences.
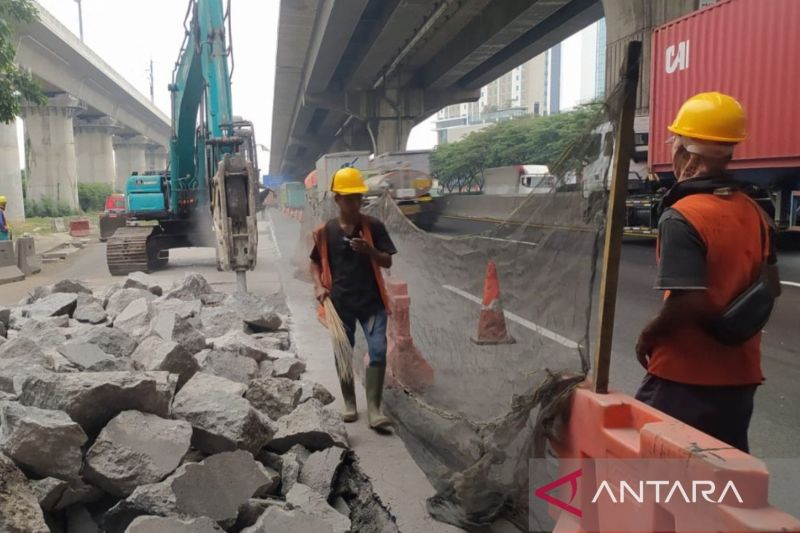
[432,214,800,459]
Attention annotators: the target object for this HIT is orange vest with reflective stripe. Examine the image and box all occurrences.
[648,191,767,386]
[312,216,391,322]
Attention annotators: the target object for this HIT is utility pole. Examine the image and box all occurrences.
[74,0,84,42]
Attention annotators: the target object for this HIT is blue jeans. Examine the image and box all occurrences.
[339,309,388,367]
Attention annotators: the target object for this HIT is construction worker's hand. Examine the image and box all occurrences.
[314,286,330,304]
[349,238,373,255]
[635,330,654,369]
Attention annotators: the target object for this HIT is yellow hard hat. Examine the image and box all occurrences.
[668,91,746,143]
[331,167,368,195]
[0,196,7,204]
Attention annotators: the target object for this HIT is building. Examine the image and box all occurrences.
[435,50,552,145]
[595,18,607,99]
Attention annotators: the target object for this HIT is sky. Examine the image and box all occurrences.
[25,0,590,164]
[31,0,278,167]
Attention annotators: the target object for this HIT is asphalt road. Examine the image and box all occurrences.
[432,215,800,459]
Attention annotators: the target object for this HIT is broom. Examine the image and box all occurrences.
[323,298,353,385]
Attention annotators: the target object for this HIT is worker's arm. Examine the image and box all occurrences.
[309,244,329,303]
[350,220,397,269]
[636,290,715,367]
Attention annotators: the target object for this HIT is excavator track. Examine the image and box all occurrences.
[106,226,155,276]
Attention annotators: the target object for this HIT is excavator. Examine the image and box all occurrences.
[106,0,258,291]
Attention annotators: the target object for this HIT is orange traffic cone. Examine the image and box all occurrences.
[471,260,515,345]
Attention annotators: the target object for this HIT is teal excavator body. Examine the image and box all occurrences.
[108,0,259,279]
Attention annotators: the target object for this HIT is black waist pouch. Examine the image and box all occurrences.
[709,266,775,346]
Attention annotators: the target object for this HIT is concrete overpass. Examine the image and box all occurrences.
[0,1,172,219]
[270,0,706,181]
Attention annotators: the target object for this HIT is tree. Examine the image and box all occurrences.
[0,0,46,123]
[431,103,604,192]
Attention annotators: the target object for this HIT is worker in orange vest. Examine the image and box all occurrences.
[635,92,782,452]
[310,167,396,430]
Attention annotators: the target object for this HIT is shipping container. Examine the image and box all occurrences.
[650,0,800,174]
[648,0,800,231]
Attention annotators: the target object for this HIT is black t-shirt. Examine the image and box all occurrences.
[310,217,397,316]
[655,208,777,290]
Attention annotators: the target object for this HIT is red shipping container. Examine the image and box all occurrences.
[649,0,800,174]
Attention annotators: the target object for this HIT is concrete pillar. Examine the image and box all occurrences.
[74,117,119,187]
[601,0,698,115]
[145,144,168,172]
[113,135,149,192]
[22,93,84,210]
[0,120,25,222]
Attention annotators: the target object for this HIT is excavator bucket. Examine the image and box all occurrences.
[212,153,259,275]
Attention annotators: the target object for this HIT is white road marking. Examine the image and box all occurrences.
[781,280,800,288]
[266,211,283,259]
[442,284,580,349]
[475,236,538,247]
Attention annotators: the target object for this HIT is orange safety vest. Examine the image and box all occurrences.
[312,215,391,323]
[648,191,768,386]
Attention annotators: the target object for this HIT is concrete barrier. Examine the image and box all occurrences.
[16,235,41,276]
[0,241,25,285]
[52,217,66,233]
[69,219,91,237]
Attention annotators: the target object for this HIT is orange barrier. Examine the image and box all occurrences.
[543,386,800,532]
[69,218,91,237]
[384,279,434,391]
[471,260,515,345]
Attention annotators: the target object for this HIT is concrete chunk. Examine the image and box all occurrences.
[244,312,282,334]
[17,318,68,352]
[299,447,348,499]
[58,343,125,372]
[0,335,47,361]
[246,377,302,419]
[107,450,277,531]
[272,357,306,380]
[0,453,49,533]
[22,292,78,318]
[242,506,335,533]
[200,305,246,338]
[285,484,351,533]
[0,401,87,480]
[131,336,199,388]
[124,272,163,296]
[84,411,192,497]
[171,373,274,454]
[52,279,92,295]
[125,515,224,533]
[17,371,176,434]
[147,312,207,355]
[74,301,108,324]
[164,273,215,301]
[268,399,348,453]
[66,325,138,358]
[30,477,102,512]
[106,288,156,319]
[209,330,273,363]
[114,298,155,340]
[194,349,259,384]
[151,297,201,320]
[298,380,335,406]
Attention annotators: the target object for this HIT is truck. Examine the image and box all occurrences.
[309,150,439,229]
[106,0,259,291]
[623,0,800,237]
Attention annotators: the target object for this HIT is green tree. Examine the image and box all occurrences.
[0,0,46,123]
[431,103,604,192]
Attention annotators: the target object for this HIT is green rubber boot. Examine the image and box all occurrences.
[365,366,392,430]
[339,377,358,423]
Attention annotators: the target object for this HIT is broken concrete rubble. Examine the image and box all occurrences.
[52,279,93,295]
[209,330,274,362]
[84,410,192,497]
[30,477,102,512]
[17,371,176,434]
[299,447,348,499]
[298,380,336,406]
[268,399,348,453]
[114,298,155,340]
[242,506,336,533]
[125,515,224,533]
[246,377,302,419]
[272,356,307,380]
[58,343,125,372]
[194,348,259,384]
[106,450,277,531]
[66,325,138,358]
[0,452,49,533]
[18,319,68,352]
[124,272,163,296]
[163,273,216,301]
[0,401,87,480]
[285,483,351,533]
[172,372,275,454]
[147,311,207,355]
[131,336,199,388]
[106,289,156,319]
[74,301,108,324]
[22,292,78,318]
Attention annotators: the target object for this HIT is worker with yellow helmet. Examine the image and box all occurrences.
[309,167,397,430]
[635,92,781,452]
[0,195,10,241]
